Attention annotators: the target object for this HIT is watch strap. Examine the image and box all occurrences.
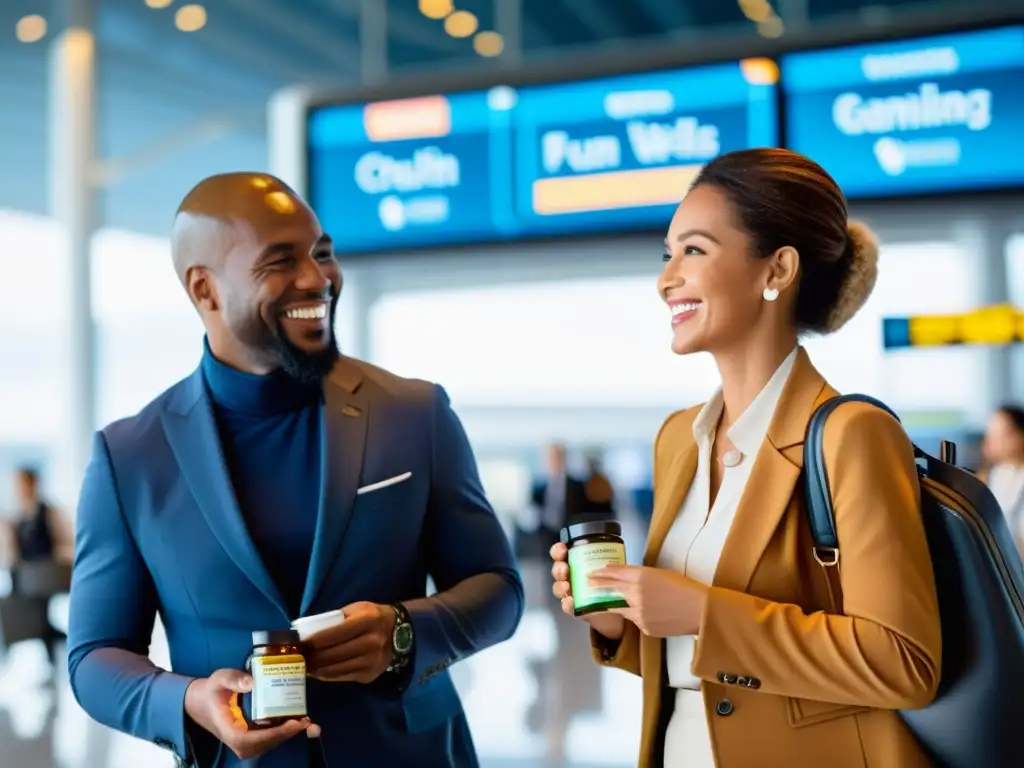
[387,603,413,672]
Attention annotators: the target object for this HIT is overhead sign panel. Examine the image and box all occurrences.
[307,92,501,253]
[305,59,779,253]
[512,58,779,238]
[782,26,1024,198]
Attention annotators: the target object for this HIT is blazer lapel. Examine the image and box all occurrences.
[300,358,369,615]
[713,349,832,593]
[161,370,286,612]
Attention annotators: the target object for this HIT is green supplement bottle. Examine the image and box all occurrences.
[560,520,628,616]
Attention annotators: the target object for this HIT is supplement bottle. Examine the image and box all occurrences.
[560,520,628,616]
[248,629,307,728]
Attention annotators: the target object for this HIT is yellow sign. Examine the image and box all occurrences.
[903,304,1023,346]
[960,304,1018,345]
[908,314,961,346]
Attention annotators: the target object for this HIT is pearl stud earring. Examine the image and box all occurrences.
[763,287,779,302]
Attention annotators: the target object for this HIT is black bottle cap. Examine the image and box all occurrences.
[252,629,301,647]
[559,519,622,543]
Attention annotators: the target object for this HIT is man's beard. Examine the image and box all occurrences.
[267,294,340,385]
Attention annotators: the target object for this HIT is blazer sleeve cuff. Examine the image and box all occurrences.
[151,672,198,762]
[691,586,750,683]
[590,623,640,674]
[404,601,452,691]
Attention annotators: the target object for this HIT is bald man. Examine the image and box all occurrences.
[66,173,524,768]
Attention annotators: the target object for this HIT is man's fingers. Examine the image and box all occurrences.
[212,669,253,694]
[307,634,379,669]
[309,654,374,681]
[303,614,374,649]
[229,718,312,758]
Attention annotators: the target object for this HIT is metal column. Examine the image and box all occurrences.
[979,222,1015,411]
[49,0,97,505]
[360,0,388,85]
[777,0,810,33]
[955,218,1013,426]
[496,0,523,69]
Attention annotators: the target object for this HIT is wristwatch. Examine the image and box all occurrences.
[387,603,414,672]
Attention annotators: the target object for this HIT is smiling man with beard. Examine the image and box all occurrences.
[66,173,524,768]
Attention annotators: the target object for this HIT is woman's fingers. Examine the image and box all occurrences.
[551,578,571,600]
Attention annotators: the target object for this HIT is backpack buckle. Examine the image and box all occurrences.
[813,546,840,567]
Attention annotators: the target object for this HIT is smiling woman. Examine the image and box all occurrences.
[549,148,943,768]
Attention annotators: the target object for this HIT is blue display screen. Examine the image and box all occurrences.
[781,26,1024,199]
[306,60,778,253]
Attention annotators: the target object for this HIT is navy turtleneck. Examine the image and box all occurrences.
[201,340,322,618]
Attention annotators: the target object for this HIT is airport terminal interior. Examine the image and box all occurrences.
[3,0,1024,766]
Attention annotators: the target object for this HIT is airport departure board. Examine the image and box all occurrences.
[304,24,1024,253]
[782,25,1024,199]
[305,59,779,253]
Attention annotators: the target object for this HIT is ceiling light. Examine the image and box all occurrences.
[15,14,47,43]
[473,31,504,57]
[444,10,478,38]
[146,0,174,8]
[419,0,453,20]
[738,0,774,23]
[757,16,785,38]
[175,4,206,32]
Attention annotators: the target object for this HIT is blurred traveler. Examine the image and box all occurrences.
[530,442,587,539]
[0,466,72,665]
[551,148,940,767]
[66,173,523,767]
[981,404,1024,542]
[0,466,72,569]
[580,450,616,519]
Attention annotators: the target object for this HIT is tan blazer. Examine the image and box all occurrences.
[594,349,941,767]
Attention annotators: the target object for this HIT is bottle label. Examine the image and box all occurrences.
[568,541,627,609]
[251,655,307,721]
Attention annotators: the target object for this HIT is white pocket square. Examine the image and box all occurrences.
[356,471,412,495]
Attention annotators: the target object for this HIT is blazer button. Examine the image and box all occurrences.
[715,699,734,717]
[745,677,761,690]
[717,672,737,684]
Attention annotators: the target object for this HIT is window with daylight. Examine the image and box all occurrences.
[371,241,982,416]
[803,240,980,412]
[368,274,720,409]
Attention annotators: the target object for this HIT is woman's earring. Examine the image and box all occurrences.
[763,287,779,302]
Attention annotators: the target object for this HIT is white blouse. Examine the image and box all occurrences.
[988,462,1024,536]
[657,347,798,690]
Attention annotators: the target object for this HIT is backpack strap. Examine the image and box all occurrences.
[804,394,902,608]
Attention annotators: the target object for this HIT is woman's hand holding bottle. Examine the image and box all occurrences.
[550,541,626,641]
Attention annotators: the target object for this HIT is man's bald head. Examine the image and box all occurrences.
[171,172,308,284]
[170,171,340,382]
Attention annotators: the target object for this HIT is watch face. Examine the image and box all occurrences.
[394,623,414,654]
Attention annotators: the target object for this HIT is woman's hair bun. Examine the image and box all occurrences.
[822,220,879,334]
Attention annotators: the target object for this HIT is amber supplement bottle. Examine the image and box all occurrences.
[248,629,307,728]
[560,520,628,616]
